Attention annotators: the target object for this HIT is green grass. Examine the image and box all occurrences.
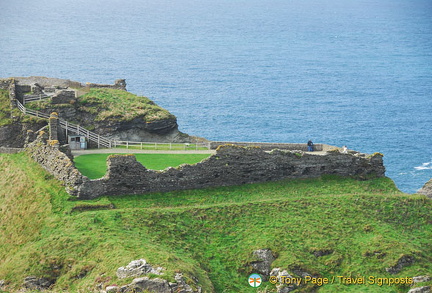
[74,153,211,179]
[0,89,14,126]
[79,88,176,122]
[0,89,48,127]
[0,152,431,293]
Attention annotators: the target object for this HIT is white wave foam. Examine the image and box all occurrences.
[414,161,432,170]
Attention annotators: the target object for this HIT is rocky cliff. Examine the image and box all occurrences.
[0,77,194,146]
[418,178,432,198]
[0,81,47,147]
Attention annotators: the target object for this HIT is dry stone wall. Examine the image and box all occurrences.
[25,134,385,199]
[26,133,86,196]
[0,78,13,90]
[76,145,385,199]
[0,147,22,154]
[209,141,335,151]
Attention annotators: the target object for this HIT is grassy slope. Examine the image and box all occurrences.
[0,153,431,293]
[0,89,47,127]
[74,153,211,179]
[0,89,12,126]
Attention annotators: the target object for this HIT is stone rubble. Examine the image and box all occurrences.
[116,259,164,279]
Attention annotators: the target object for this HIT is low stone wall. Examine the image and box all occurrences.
[25,136,385,199]
[76,145,385,199]
[0,147,23,154]
[85,79,126,91]
[51,90,77,104]
[25,134,86,196]
[4,76,126,92]
[209,141,336,152]
[0,78,12,90]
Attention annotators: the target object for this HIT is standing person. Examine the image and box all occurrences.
[342,145,348,154]
[307,140,314,152]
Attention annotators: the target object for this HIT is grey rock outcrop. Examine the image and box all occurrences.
[116,259,164,279]
[115,273,201,293]
[413,276,431,284]
[386,255,414,274]
[418,178,432,198]
[250,249,275,281]
[169,273,197,293]
[123,277,171,293]
[23,276,54,291]
[105,285,119,293]
[270,268,297,293]
[408,286,431,293]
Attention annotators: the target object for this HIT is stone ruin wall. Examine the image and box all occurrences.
[84,79,126,90]
[25,133,386,199]
[2,77,126,91]
[0,147,22,154]
[25,133,86,195]
[0,78,17,107]
[0,77,127,105]
[0,79,12,90]
[209,141,337,152]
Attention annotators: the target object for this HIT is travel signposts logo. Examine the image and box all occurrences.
[248,274,262,288]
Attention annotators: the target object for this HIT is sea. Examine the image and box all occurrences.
[0,0,431,193]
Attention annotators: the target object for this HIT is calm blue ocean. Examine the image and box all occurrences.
[0,0,431,193]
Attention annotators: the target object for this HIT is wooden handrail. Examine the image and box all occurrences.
[14,100,210,150]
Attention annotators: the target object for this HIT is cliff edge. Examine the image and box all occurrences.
[0,77,195,147]
[418,178,432,198]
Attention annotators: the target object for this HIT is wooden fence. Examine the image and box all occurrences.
[22,94,52,104]
[113,141,210,150]
[15,100,209,150]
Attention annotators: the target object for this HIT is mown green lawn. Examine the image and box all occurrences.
[0,153,431,293]
[74,153,211,179]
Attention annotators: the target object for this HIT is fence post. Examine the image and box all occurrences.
[126,141,129,149]
[140,142,143,150]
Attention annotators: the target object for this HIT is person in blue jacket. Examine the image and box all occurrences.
[307,140,314,152]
